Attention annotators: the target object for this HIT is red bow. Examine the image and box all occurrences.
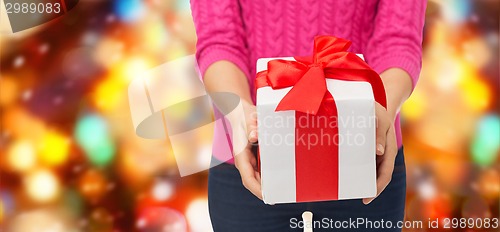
[256,36,387,115]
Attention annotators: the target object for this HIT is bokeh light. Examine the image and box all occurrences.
[140,15,170,53]
[78,169,109,202]
[471,115,500,167]
[401,90,427,122]
[38,130,70,167]
[7,140,37,172]
[424,194,453,221]
[475,169,500,201]
[113,57,153,82]
[88,207,114,231]
[7,208,76,232]
[136,207,188,232]
[152,179,175,201]
[186,198,212,232]
[440,0,471,24]
[92,37,125,69]
[92,77,126,111]
[113,0,145,22]
[0,76,18,106]
[459,73,491,112]
[23,169,60,203]
[92,57,152,111]
[75,114,116,167]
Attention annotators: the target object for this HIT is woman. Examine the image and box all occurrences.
[191,0,426,231]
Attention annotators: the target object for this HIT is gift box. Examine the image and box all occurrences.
[256,36,387,204]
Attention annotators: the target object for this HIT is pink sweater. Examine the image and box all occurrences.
[191,0,426,163]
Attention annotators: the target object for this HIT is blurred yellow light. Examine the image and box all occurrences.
[143,20,168,51]
[93,77,125,111]
[401,91,426,121]
[94,57,153,111]
[122,58,152,82]
[7,140,37,172]
[38,131,70,166]
[459,77,490,112]
[24,169,60,202]
[111,57,153,82]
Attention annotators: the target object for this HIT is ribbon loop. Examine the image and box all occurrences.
[276,66,327,114]
[267,59,308,88]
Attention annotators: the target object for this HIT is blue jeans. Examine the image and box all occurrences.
[208,147,406,231]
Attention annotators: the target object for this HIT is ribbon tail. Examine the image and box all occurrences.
[338,53,387,108]
[295,91,339,202]
[367,70,387,109]
[323,52,387,109]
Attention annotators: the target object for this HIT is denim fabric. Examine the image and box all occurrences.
[208,148,406,231]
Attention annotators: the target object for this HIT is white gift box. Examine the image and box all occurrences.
[256,55,377,204]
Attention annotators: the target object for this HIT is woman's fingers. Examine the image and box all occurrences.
[247,109,258,143]
[363,154,395,204]
[248,129,258,143]
[384,126,399,162]
[235,149,263,200]
[234,100,261,199]
[254,170,262,185]
[239,163,262,199]
[363,126,398,204]
[375,103,390,156]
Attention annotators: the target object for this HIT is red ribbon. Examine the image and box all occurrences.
[256,36,387,113]
[256,36,386,202]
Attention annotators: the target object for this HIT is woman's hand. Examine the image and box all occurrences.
[363,68,413,204]
[234,144,262,199]
[363,102,398,204]
[233,100,263,199]
[203,61,262,199]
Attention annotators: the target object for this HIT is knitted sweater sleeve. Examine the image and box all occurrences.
[190,0,250,79]
[365,0,427,90]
